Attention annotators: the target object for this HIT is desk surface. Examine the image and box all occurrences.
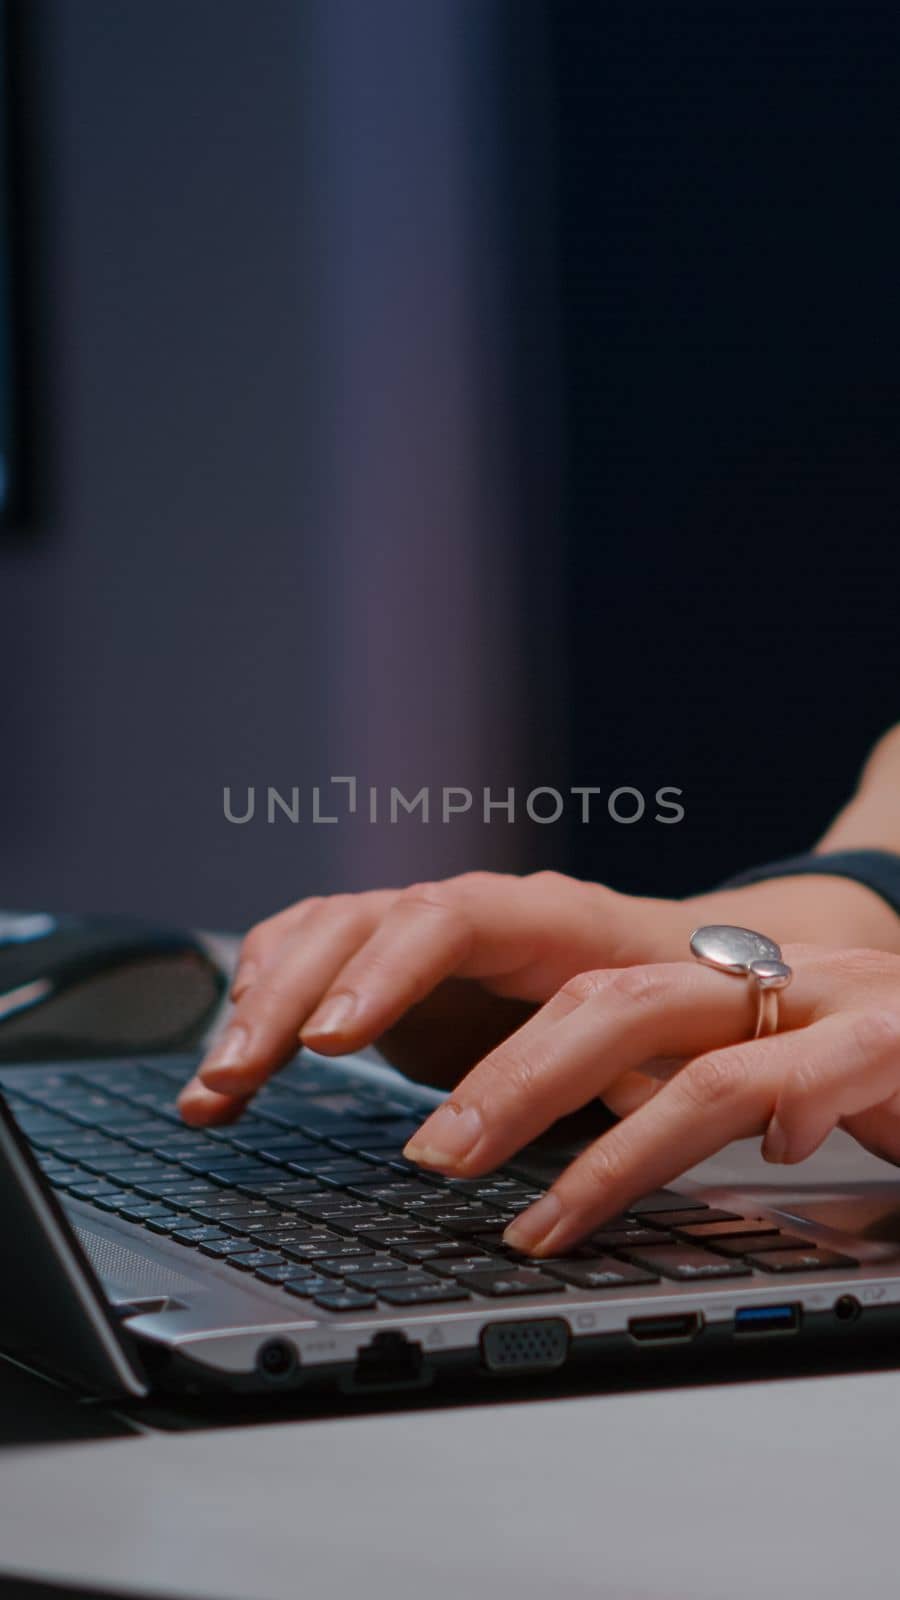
[1,1130,899,1599]
[0,1360,897,1600]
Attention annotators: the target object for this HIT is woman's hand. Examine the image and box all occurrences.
[401,944,900,1258]
[177,865,900,1125]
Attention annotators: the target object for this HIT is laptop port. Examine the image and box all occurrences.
[733,1303,800,1337]
[481,1317,570,1373]
[628,1312,702,1344]
[352,1331,425,1390]
[256,1338,298,1379]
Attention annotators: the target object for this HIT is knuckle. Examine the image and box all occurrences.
[469,1042,543,1103]
[240,967,296,1009]
[680,1048,751,1110]
[561,968,607,1004]
[820,946,900,988]
[397,880,457,917]
[527,869,570,894]
[603,964,670,1010]
[395,881,475,950]
[315,893,357,920]
[846,1007,900,1059]
[780,1058,824,1109]
[452,869,501,897]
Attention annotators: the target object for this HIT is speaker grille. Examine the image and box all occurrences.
[481,1317,570,1373]
[74,1227,197,1296]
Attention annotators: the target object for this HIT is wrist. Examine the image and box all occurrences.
[684,874,900,956]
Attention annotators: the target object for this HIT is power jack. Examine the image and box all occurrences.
[834,1295,861,1323]
[256,1338,298,1379]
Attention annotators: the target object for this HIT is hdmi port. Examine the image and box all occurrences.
[628,1312,702,1345]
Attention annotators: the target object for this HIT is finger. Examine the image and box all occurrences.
[845,1094,900,1165]
[195,896,389,1101]
[176,1078,250,1125]
[503,1026,811,1255]
[299,873,551,1053]
[763,1008,900,1164]
[231,899,322,1000]
[599,1069,661,1118]
[231,890,397,1000]
[403,958,822,1176]
[298,871,681,1054]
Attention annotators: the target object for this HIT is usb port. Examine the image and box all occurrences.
[734,1303,800,1337]
[628,1312,702,1344]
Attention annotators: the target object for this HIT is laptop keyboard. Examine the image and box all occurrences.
[0,1058,858,1313]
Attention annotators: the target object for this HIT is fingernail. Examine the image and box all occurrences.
[176,1077,205,1112]
[199,1024,249,1082]
[231,961,257,999]
[176,1077,244,1125]
[762,1116,788,1163]
[503,1192,563,1254]
[301,993,356,1042]
[404,1102,483,1169]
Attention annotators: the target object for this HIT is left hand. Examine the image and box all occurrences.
[400,944,900,1258]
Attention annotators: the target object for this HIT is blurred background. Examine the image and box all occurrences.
[0,0,898,933]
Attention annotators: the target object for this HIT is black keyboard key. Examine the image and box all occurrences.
[644,1208,742,1230]
[426,1255,498,1278]
[291,1198,390,1223]
[256,1264,303,1285]
[708,1232,811,1257]
[677,1218,781,1241]
[300,1241,375,1261]
[129,1172,196,1199]
[67,1180,127,1200]
[235,1178,322,1199]
[227,1250,286,1272]
[459,1268,561,1297]
[87,1190,141,1209]
[346,1269,430,1290]
[356,1227,449,1250]
[542,1257,660,1289]
[626,1245,752,1280]
[198,1239,242,1258]
[323,1254,403,1278]
[417,1201,508,1224]
[97,1159,168,1180]
[280,1240,364,1263]
[311,1290,377,1313]
[170,1226,231,1246]
[252,1226,332,1248]
[282,1275,337,1298]
[133,1181,220,1201]
[746,1248,859,1273]
[583,1227,665,1249]
[143,1213,184,1235]
[115,1201,181,1223]
[313,1254,400,1280]
[204,1167,288,1188]
[627,1191,705,1215]
[445,1178,535,1201]
[187,1203,277,1224]
[378,1282,471,1306]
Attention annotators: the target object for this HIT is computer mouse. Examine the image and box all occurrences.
[0,912,227,1062]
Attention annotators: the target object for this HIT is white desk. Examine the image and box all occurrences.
[0,1361,896,1600]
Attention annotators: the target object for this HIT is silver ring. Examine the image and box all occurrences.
[690,924,793,1039]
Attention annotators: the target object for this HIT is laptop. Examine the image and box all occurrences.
[2,1049,899,1400]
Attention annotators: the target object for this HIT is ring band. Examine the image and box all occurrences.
[690,924,793,1039]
